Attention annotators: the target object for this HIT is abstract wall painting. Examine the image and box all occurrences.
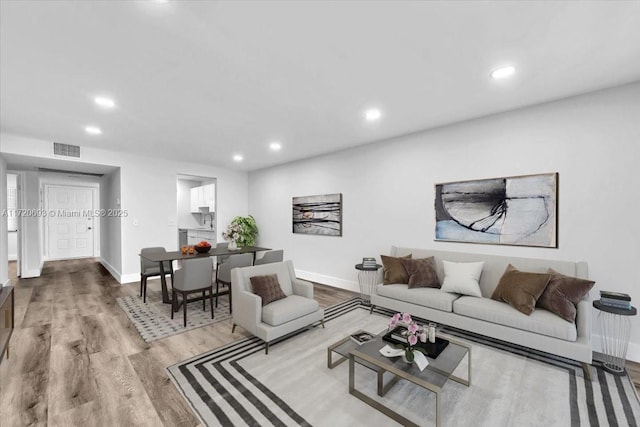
[435,173,558,248]
[292,193,342,236]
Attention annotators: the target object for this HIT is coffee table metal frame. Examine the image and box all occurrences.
[328,330,471,427]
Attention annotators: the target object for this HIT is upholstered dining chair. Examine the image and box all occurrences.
[214,242,231,281]
[140,247,174,303]
[254,250,284,265]
[216,253,253,313]
[231,260,324,354]
[171,257,214,327]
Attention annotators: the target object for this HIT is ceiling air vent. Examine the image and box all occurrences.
[53,142,80,158]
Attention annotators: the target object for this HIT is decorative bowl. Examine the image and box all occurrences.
[195,245,211,253]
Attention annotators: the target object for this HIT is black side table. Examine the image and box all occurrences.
[593,300,637,375]
[355,263,382,304]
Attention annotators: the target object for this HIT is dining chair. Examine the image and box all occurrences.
[254,250,284,265]
[140,247,174,303]
[171,257,214,327]
[214,242,231,281]
[216,253,253,313]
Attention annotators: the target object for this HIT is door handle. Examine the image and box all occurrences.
[88,227,92,230]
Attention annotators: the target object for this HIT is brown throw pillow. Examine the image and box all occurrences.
[491,264,550,315]
[380,254,412,285]
[536,268,595,322]
[250,274,287,306]
[400,257,440,289]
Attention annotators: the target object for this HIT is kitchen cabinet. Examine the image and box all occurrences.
[187,229,216,246]
[190,184,215,213]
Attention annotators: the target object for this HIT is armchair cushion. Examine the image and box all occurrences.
[262,295,320,327]
[250,274,287,306]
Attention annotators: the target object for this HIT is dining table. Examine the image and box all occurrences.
[139,245,271,305]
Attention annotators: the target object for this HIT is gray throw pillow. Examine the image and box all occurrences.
[536,269,595,322]
[380,254,412,284]
[491,264,550,315]
[250,274,287,306]
[400,257,440,289]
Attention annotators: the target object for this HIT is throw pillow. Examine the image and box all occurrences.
[250,274,287,306]
[400,257,440,289]
[536,268,595,322]
[380,254,412,285]
[440,260,484,298]
[491,264,550,315]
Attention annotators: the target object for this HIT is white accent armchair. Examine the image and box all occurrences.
[231,260,324,353]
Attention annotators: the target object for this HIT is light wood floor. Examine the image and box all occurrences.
[1,259,639,426]
[0,259,356,426]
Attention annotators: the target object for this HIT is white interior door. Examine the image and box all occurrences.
[47,185,95,259]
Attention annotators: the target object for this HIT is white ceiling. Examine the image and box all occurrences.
[1,1,639,172]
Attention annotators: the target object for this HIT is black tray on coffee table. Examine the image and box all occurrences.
[382,326,449,359]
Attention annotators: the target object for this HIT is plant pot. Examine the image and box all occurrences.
[402,351,414,364]
[228,240,238,250]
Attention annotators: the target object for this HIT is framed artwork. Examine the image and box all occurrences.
[435,173,558,248]
[292,193,342,236]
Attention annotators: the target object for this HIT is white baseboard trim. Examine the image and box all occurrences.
[295,269,360,293]
[8,253,17,261]
[121,273,140,285]
[591,333,640,363]
[100,258,122,283]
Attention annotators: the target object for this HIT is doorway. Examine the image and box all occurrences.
[45,184,97,259]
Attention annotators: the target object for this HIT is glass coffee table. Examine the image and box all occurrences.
[328,329,471,427]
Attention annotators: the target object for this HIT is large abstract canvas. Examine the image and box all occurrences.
[435,173,557,247]
[292,193,342,236]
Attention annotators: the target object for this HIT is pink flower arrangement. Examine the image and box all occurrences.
[388,312,428,362]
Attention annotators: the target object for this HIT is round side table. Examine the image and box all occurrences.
[593,300,637,375]
[355,263,382,305]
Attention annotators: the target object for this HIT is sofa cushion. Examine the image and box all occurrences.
[381,254,412,285]
[400,256,440,288]
[374,284,458,312]
[261,295,320,326]
[536,269,595,322]
[453,296,577,341]
[491,264,550,315]
[440,260,484,298]
[250,274,287,306]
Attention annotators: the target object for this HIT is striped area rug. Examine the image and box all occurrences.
[167,298,640,426]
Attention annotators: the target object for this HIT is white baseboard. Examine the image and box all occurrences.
[591,333,640,363]
[121,273,140,285]
[295,269,360,293]
[100,258,122,283]
[8,253,17,261]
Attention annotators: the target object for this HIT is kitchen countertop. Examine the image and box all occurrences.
[179,227,216,231]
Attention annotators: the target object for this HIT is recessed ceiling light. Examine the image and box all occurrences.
[85,126,102,135]
[94,96,116,109]
[233,154,243,162]
[490,65,516,80]
[364,108,382,122]
[269,142,282,151]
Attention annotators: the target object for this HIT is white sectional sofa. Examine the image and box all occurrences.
[370,246,593,379]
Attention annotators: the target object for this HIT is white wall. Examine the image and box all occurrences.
[0,134,249,284]
[177,178,203,229]
[6,173,17,261]
[249,82,640,359]
[0,157,8,287]
[20,171,43,278]
[100,169,122,277]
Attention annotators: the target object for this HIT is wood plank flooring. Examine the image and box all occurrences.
[1,259,639,426]
[0,259,357,426]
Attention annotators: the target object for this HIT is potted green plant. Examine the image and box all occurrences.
[222,215,258,248]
